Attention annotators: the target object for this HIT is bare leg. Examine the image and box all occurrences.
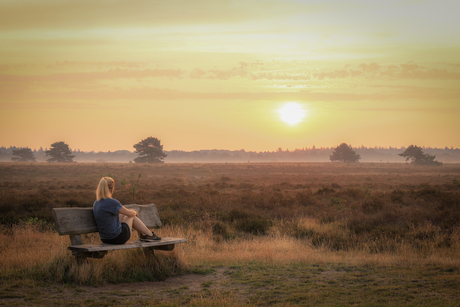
[132,216,153,236]
[119,214,153,236]
[119,214,134,232]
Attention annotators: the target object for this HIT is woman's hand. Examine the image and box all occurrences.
[119,206,139,217]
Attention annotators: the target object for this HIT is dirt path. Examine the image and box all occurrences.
[2,268,232,306]
[84,267,229,296]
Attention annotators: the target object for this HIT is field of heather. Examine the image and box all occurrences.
[1,162,459,306]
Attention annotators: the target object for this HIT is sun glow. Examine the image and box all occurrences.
[278,102,306,125]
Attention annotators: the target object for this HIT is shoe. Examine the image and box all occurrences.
[139,232,161,241]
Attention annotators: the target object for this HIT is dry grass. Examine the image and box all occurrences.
[0,162,459,286]
[1,221,459,287]
[164,222,460,269]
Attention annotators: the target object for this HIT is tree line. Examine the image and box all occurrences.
[329,143,442,166]
[7,137,166,164]
[2,138,457,165]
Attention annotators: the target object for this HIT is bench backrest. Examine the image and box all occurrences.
[52,204,162,236]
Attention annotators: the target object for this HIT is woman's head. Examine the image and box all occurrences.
[96,177,115,201]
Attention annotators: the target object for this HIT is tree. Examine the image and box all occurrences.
[330,143,361,163]
[45,141,75,163]
[133,137,167,163]
[11,148,36,162]
[399,145,442,166]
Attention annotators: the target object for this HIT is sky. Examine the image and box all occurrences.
[1,0,459,152]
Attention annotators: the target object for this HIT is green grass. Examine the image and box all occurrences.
[2,264,459,306]
[221,263,460,306]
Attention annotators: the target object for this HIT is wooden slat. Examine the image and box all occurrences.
[125,204,162,228]
[67,237,187,252]
[53,207,98,235]
[53,203,162,236]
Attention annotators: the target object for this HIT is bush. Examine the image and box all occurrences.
[316,187,335,195]
[290,224,316,239]
[212,221,235,241]
[235,216,271,235]
[310,232,350,251]
[390,189,405,203]
[361,199,384,214]
[222,209,250,222]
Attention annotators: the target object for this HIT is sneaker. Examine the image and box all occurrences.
[139,232,161,241]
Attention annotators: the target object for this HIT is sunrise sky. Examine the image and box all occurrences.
[1,0,459,152]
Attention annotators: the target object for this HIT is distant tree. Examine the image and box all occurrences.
[399,145,442,166]
[133,137,167,163]
[330,143,361,163]
[11,148,36,162]
[45,141,75,163]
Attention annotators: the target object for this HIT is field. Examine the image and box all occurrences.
[1,162,460,306]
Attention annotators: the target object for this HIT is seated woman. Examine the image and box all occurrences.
[93,176,160,244]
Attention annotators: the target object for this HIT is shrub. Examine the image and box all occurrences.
[390,189,405,203]
[235,216,271,235]
[316,187,335,195]
[310,232,350,251]
[290,224,316,239]
[222,209,250,222]
[361,199,384,214]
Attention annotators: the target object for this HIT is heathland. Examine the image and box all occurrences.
[1,162,459,306]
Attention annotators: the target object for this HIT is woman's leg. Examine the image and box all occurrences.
[119,213,134,232]
[119,214,153,236]
[132,216,153,236]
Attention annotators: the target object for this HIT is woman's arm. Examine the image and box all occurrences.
[118,206,138,217]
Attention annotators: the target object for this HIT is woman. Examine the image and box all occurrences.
[93,176,161,244]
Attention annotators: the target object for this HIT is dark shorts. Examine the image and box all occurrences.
[101,222,131,244]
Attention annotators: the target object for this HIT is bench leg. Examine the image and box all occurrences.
[152,244,175,251]
[143,247,155,256]
[72,250,108,264]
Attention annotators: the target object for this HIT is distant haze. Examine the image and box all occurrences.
[2,146,460,163]
[0,0,459,152]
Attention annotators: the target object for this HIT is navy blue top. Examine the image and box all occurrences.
[93,198,123,240]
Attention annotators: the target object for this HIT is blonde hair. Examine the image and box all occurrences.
[96,177,115,201]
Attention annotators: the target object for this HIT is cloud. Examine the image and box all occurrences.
[314,69,350,80]
[0,101,99,110]
[359,63,381,73]
[398,66,460,80]
[208,67,248,80]
[190,68,207,79]
[306,62,460,81]
[188,61,460,82]
[3,85,459,103]
[248,72,311,81]
[0,0,301,31]
[0,69,183,90]
[46,60,147,70]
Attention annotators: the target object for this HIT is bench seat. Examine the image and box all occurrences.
[68,237,187,253]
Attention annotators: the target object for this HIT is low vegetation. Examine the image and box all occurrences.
[0,162,459,305]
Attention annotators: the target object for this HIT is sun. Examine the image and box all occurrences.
[278,102,306,125]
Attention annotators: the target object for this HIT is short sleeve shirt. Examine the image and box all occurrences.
[93,198,123,240]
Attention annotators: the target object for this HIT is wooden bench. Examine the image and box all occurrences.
[52,204,187,263]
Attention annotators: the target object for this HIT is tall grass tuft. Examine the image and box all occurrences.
[0,223,187,285]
